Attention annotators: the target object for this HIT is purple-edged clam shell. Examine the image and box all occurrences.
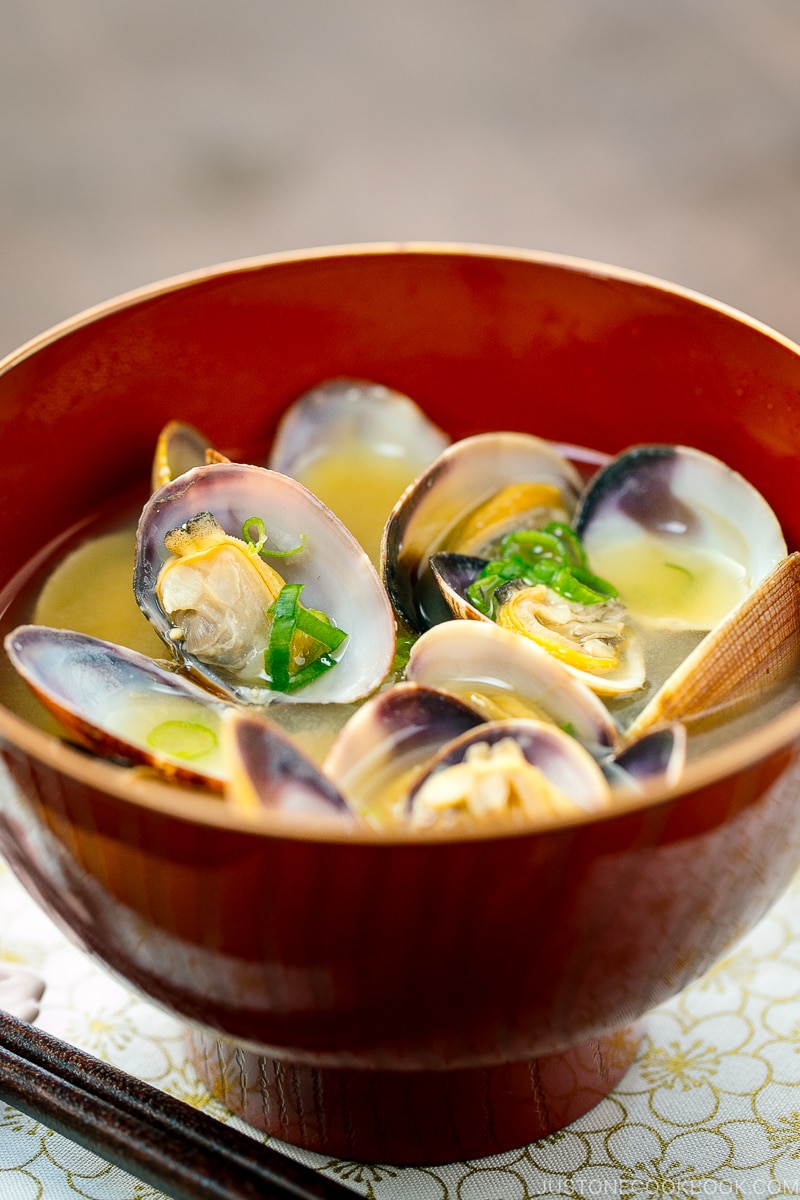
[5,625,231,789]
[322,681,486,811]
[600,724,687,793]
[222,709,356,822]
[574,444,786,631]
[134,461,396,706]
[381,432,584,633]
[406,619,620,751]
[407,718,611,824]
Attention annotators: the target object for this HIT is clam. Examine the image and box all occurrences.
[134,461,396,706]
[624,551,800,741]
[222,708,357,822]
[574,444,787,632]
[404,618,620,749]
[5,625,230,789]
[382,432,584,633]
[598,723,687,793]
[404,618,685,795]
[269,377,451,565]
[428,551,646,697]
[406,720,612,831]
[321,681,487,819]
[151,420,218,490]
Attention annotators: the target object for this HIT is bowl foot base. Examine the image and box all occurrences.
[186,1024,640,1165]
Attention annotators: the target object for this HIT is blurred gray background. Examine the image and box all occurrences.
[2,0,800,358]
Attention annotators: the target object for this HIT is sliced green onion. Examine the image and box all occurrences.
[264,583,348,692]
[242,516,307,558]
[499,530,564,564]
[548,566,610,606]
[543,521,587,568]
[295,606,348,651]
[146,720,218,760]
[280,654,338,693]
[664,561,693,580]
[242,516,268,554]
[265,582,302,691]
[467,523,617,615]
[569,565,618,600]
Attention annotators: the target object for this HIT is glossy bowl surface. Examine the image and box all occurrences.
[2,243,800,1161]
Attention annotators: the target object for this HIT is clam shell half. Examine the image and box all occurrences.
[381,432,584,633]
[428,552,646,698]
[575,444,787,632]
[5,625,231,789]
[405,618,620,749]
[625,551,800,741]
[134,462,396,706]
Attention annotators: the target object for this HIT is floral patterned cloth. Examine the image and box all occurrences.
[2,854,800,1199]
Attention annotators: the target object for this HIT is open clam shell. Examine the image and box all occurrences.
[269,377,450,480]
[151,420,217,491]
[625,551,800,741]
[575,444,787,632]
[381,432,584,633]
[134,461,396,706]
[406,719,612,830]
[5,625,231,789]
[405,618,620,750]
[322,681,486,818]
[268,378,450,566]
[598,723,687,793]
[428,552,646,698]
[222,708,357,822]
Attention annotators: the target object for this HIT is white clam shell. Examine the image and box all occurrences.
[5,625,231,789]
[405,619,620,750]
[269,378,451,565]
[575,444,787,632]
[269,377,450,480]
[134,462,396,705]
[322,681,486,812]
[381,432,584,633]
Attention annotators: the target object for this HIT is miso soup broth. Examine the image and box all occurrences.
[0,434,796,824]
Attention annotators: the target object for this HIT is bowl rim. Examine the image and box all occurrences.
[2,239,800,845]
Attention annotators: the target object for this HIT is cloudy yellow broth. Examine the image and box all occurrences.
[587,534,750,630]
[294,446,424,566]
[103,688,226,779]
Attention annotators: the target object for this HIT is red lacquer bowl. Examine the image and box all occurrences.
[2,244,800,1164]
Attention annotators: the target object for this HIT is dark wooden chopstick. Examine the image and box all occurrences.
[0,1010,355,1200]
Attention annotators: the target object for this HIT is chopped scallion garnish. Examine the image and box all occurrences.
[146,720,218,760]
[264,583,348,692]
[242,516,307,558]
[467,522,617,617]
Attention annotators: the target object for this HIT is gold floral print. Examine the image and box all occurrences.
[639,1038,723,1090]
